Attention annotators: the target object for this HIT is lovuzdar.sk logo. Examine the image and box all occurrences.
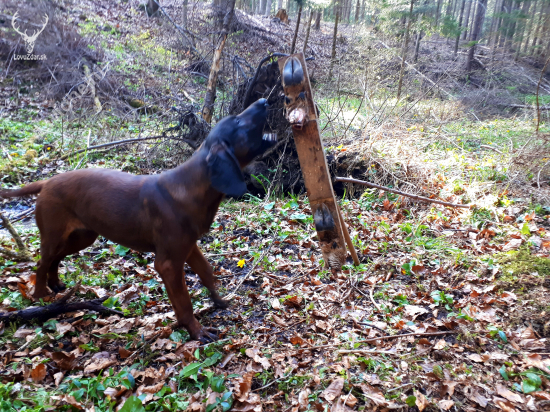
[11,11,48,60]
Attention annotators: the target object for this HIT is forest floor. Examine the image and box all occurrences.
[1,0,550,411]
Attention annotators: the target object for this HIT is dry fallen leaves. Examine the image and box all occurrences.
[322,378,344,402]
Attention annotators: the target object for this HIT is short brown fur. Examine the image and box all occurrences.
[0,99,273,342]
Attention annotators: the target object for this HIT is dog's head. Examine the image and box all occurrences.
[205,98,276,197]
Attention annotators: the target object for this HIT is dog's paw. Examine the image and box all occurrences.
[212,297,229,310]
[48,281,67,294]
[209,290,230,309]
[33,286,53,300]
[193,327,219,344]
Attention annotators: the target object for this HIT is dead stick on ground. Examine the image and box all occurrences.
[59,135,167,160]
[369,280,381,312]
[0,212,32,261]
[355,330,457,345]
[334,177,472,209]
[265,331,457,351]
[337,349,401,356]
[336,205,360,266]
[0,282,123,322]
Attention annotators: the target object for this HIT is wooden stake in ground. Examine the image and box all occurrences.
[278,53,359,268]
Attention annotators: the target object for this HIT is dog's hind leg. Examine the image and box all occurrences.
[46,229,98,293]
[186,244,228,309]
[155,247,219,343]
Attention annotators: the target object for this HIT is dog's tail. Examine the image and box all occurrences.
[0,181,45,199]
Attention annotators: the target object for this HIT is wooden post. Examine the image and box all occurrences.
[278,53,359,268]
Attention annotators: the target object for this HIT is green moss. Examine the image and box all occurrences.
[496,246,550,282]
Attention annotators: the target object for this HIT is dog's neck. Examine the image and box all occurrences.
[158,148,225,234]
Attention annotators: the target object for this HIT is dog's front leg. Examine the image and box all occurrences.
[154,249,219,343]
[186,244,229,309]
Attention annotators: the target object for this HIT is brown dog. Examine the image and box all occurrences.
[0,99,274,342]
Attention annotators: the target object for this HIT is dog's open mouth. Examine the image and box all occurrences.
[262,133,277,142]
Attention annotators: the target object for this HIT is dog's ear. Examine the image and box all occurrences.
[206,143,247,197]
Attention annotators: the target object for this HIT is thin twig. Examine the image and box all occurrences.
[337,349,401,355]
[369,280,381,312]
[536,56,550,133]
[151,0,198,54]
[355,330,457,345]
[386,383,414,393]
[335,177,471,209]
[480,145,503,155]
[0,212,32,261]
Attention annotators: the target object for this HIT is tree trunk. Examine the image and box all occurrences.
[413,31,423,62]
[436,0,443,25]
[315,9,323,29]
[462,0,472,39]
[451,0,459,19]
[278,0,283,9]
[538,4,550,62]
[498,0,510,48]
[202,0,236,123]
[265,0,272,15]
[361,0,367,21]
[183,0,188,26]
[531,1,545,55]
[504,1,520,51]
[397,0,414,99]
[147,0,159,16]
[290,5,303,53]
[355,0,361,23]
[454,0,467,55]
[487,0,501,49]
[522,0,538,53]
[445,0,453,16]
[515,0,532,60]
[466,0,488,71]
[329,6,340,79]
[303,9,314,52]
[259,0,266,14]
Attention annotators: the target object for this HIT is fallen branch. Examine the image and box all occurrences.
[59,134,199,160]
[334,177,472,209]
[497,103,550,110]
[0,207,35,230]
[355,330,457,345]
[0,282,122,322]
[480,145,503,154]
[0,212,32,261]
[337,349,401,355]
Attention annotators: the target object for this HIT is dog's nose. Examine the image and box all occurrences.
[258,98,268,107]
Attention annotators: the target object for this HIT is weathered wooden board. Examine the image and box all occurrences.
[278,52,359,268]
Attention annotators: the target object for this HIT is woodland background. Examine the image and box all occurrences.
[0,0,550,410]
